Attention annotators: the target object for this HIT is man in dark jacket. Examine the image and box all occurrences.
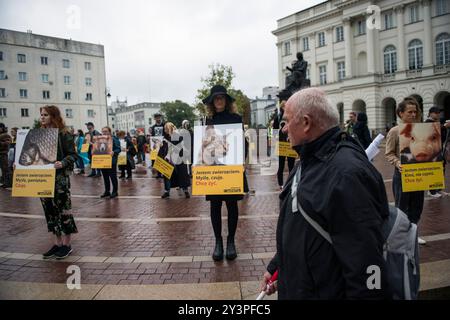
[260,88,390,300]
[85,122,101,177]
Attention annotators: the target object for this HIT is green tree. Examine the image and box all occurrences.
[195,63,251,124]
[32,119,41,129]
[160,100,197,128]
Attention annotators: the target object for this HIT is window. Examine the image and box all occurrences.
[337,61,346,80]
[63,59,70,68]
[384,12,394,29]
[0,51,3,61]
[0,108,6,117]
[408,39,423,70]
[19,89,28,98]
[336,26,344,42]
[384,45,397,74]
[21,108,29,117]
[42,90,50,99]
[303,37,309,51]
[86,93,92,101]
[85,62,91,70]
[436,33,450,65]
[85,77,92,86]
[357,20,366,35]
[87,109,94,118]
[0,88,5,97]
[41,56,48,65]
[284,41,291,56]
[410,5,419,23]
[318,32,326,47]
[65,109,73,118]
[306,67,310,80]
[319,65,327,85]
[41,74,49,83]
[0,70,5,80]
[436,0,448,16]
[64,76,71,85]
[17,54,26,63]
[64,92,71,100]
[18,72,27,81]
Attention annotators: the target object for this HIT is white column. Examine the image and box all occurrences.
[277,43,283,88]
[423,0,433,66]
[327,27,335,83]
[395,5,406,71]
[343,18,353,78]
[366,14,376,74]
[309,32,317,85]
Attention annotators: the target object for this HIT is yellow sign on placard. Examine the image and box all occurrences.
[276,141,298,158]
[401,162,445,192]
[80,143,89,153]
[91,155,112,169]
[118,153,127,166]
[12,169,56,198]
[150,149,158,160]
[192,165,244,196]
[153,156,174,179]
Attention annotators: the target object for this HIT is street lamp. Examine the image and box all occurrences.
[105,87,111,127]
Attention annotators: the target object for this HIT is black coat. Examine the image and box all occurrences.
[267,127,390,300]
[352,122,372,149]
[205,111,244,201]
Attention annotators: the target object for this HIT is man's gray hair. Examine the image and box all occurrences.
[287,87,339,131]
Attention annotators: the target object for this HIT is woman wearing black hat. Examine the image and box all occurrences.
[202,85,243,261]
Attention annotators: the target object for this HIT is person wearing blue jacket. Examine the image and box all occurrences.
[99,126,120,199]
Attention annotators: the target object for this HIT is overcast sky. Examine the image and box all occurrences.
[0,0,323,105]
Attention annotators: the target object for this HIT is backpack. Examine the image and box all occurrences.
[290,138,420,300]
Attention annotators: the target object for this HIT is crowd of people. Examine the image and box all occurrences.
[0,85,449,300]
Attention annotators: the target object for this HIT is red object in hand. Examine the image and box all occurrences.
[256,270,278,300]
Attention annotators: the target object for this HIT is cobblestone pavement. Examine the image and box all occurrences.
[0,149,449,298]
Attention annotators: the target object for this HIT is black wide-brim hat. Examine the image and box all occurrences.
[202,85,235,105]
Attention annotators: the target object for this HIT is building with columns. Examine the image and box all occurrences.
[250,86,279,127]
[273,0,450,132]
[0,28,108,130]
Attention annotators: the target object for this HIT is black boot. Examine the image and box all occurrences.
[226,236,237,260]
[212,237,224,261]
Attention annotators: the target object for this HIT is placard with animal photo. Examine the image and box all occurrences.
[12,129,58,197]
[193,124,243,166]
[399,123,445,192]
[91,135,112,168]
[192,124,244,195]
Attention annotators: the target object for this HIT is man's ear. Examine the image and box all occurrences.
[303,115,312,133]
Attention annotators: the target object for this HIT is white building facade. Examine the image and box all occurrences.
[273,0,450,132]
[0,29,108,130]
[250,86,279,127]
[115,102,161,135]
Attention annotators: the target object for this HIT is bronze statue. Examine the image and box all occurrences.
[285,52,310,96]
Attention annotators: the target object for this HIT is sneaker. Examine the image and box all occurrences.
[418,237,427,245]
[161,191,170,199]
[55,245,73,260]
[110,192,118,199]
[43,245,61,259]
[427,191,442,198]
[100,192,111,198]
[185,191,190,198]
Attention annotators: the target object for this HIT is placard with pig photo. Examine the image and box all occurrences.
[399,122,445,192]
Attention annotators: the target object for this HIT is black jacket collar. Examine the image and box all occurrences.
[293,126,341,163]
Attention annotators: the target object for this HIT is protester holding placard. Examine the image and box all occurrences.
[117,131,135,180]
[74,130,86,175]
[385,97,426,245]
[202,85,244,261]
[39,105,78,260]
[158,122,191,199]
[99,127,120,199]
[0,123,12,189]
[274,90,295,190]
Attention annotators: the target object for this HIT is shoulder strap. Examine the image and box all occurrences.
[292,165,333,244]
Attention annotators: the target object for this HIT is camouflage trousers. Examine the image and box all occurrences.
[40,174,78,236]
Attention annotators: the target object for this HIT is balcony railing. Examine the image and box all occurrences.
[434,64,450,74]
[382,73,396,81]
[406,69,422,78]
